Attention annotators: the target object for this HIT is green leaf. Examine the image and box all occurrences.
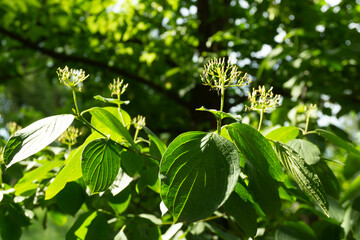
[109,186,132,215]
[342,196,360,239]
[226,123,285,182]
[160,132,240,223]
[315,129,360,157]
[314,161,340,199]
[341,174,360,203]
[14,159,63,196]
[0,215,22,240]
[94,95,130,106]
[56,182,85,216]
[223,183,257,237]
[120,150,144,177]
[84,107,138,150]
[91,106,131,128]
[45,132,102,200]
[142,126,166,157]
[137,166,160,194]
[196,106,242,122]
[247,163,281,217]
[266,126,299,143]
[275,221,317,240]
[3,114,74,167]
[287,139,321,165]
[272,141,329,217]
[81,138,122,194]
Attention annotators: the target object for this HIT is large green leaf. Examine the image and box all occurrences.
[83,107,138,150]
[223,182,257,238]
[247,163,281,217]
[272,141,329,217]
[81,138,122,194]
[287,139,321,165]
[160,131,240,223]
[3,114,74,167]
[226,123,285,182]
[315,129,360,157]
[45,132,102,200]
[266,126,299,143]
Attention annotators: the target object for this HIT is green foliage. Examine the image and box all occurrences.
[0,3,359,234]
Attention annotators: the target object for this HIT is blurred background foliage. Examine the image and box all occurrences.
[0,0,359,138]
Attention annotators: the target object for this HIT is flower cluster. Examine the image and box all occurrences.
[58,126,82,146]
[247,86,281,112]
[57,66,89,91]
[201,57,251,92]
[109,78,128,98]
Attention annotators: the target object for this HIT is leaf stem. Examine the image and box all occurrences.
[258,108,264,131]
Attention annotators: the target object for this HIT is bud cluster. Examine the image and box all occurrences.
[132,115,146,130]
[109,78,128,98]
[57,66,89,91]
[247,86,281,112]
[58,126,82,146]
[201,58,251,92]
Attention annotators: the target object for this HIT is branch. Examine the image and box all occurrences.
[0,27,191,109]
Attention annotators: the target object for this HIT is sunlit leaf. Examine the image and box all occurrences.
[3,114,74,168]
[266,126,299,143]
[84,107,138,150]
[287,139,321,165]
[45,132,102,200]
[160,131,240,222]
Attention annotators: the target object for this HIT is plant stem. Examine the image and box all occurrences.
[217,86,225,134]
[134,128,140,142]
[117,94,125,125]
[258,108,264,131]
[72,89,80,117]
[304,113,310,134]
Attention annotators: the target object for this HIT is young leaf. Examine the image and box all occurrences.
[226,123,285,182]
[3,114,74,168]
[94,95,130,106]
[196,106,242,122]
[266,126,299,143]
[83,107,138,150]
[272,141,329,217]
[81,138,122,194]
[287,139,321,165]
[315,129,360,157]
[160,132,240,223]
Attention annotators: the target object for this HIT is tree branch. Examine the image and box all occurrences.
[0,27,191,110]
